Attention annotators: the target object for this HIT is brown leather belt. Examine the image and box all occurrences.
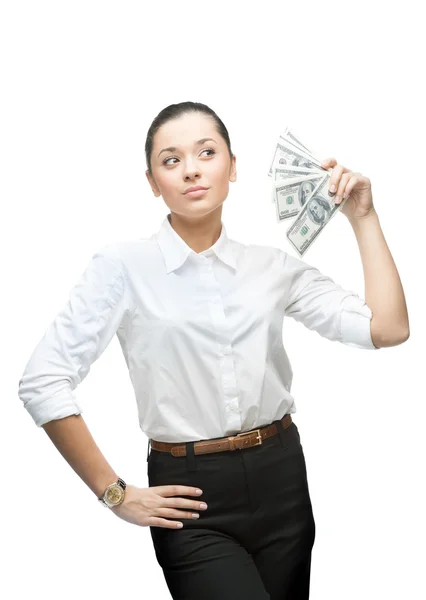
[150,414,293,457]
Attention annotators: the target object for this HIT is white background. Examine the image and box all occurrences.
[2,1,424,598]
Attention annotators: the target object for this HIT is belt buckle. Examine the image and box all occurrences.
[236,428,262,447]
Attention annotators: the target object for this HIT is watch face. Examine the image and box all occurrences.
[105,484,124,505]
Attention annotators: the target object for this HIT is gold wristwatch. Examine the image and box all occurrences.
[98,477,127,508]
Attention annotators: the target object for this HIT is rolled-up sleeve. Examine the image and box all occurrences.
[280,250,379,350]
[18,245,130,427]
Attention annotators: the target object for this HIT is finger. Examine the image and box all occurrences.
[328,164,345,196]
[322,157,352,176]
[164,496,208,511]
[156,506,201,520]
[321,157,337,168]
[335,172,352,203]
[155,485,203,497]
[340,173,364,201]
[149,516,185,529]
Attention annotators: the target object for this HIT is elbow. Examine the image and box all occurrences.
[370,316,410,348]
[376,327,410,348]
[396,327,410,345]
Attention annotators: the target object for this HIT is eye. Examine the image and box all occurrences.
[162,148,216,166]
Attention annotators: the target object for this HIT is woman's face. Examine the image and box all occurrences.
[146,112,237,220]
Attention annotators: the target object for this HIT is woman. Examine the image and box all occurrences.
[18,101,409,599]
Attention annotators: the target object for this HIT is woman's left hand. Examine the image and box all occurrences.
[321,157,375,221]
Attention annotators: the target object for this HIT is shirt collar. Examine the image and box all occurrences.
[154,213,237,274]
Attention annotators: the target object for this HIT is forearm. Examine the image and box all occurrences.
[42,414,118,499]
[348,208,410,345]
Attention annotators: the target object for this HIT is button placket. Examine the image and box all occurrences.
[202,268,241,432]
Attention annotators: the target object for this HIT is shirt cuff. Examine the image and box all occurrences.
[340,297,379,350]
[24,388,83,427]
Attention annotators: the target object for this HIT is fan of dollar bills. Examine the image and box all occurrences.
[269,126,350,257]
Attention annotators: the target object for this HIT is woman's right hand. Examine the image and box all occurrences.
[110,484,208,529]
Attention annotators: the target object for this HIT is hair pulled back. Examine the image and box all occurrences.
[145,101,233,175]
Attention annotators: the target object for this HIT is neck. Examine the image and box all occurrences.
[168,208,223,254]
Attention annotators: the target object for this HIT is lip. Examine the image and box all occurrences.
[184,188,209,198]
[184,186,209,195]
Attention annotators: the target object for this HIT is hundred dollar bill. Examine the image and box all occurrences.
[272,165,323,181]
[286,174,349,257]
[271,165,324,203]
[279,128,326,167]
[280,126,313,155]
[268,137,325,176]
[274,174,326,222]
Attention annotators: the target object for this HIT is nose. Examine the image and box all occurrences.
[183,158,201,181]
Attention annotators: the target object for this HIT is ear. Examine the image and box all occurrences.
[229,154,237,183]
[145,170,161,197]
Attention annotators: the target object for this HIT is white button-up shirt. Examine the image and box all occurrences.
[18,213,378,442]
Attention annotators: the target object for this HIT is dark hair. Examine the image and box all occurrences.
[145,101,233,175]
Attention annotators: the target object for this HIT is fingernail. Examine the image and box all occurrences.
[334,195,340,204]
[200,503,208,509]
[330,184,336,194]
[196,489,203,495]
[177,523,183,528]
[192,513,199,519]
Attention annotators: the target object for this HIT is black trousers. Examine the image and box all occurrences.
[146,418,316,600]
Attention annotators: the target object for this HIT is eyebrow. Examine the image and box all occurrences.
[158,138,217,158]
